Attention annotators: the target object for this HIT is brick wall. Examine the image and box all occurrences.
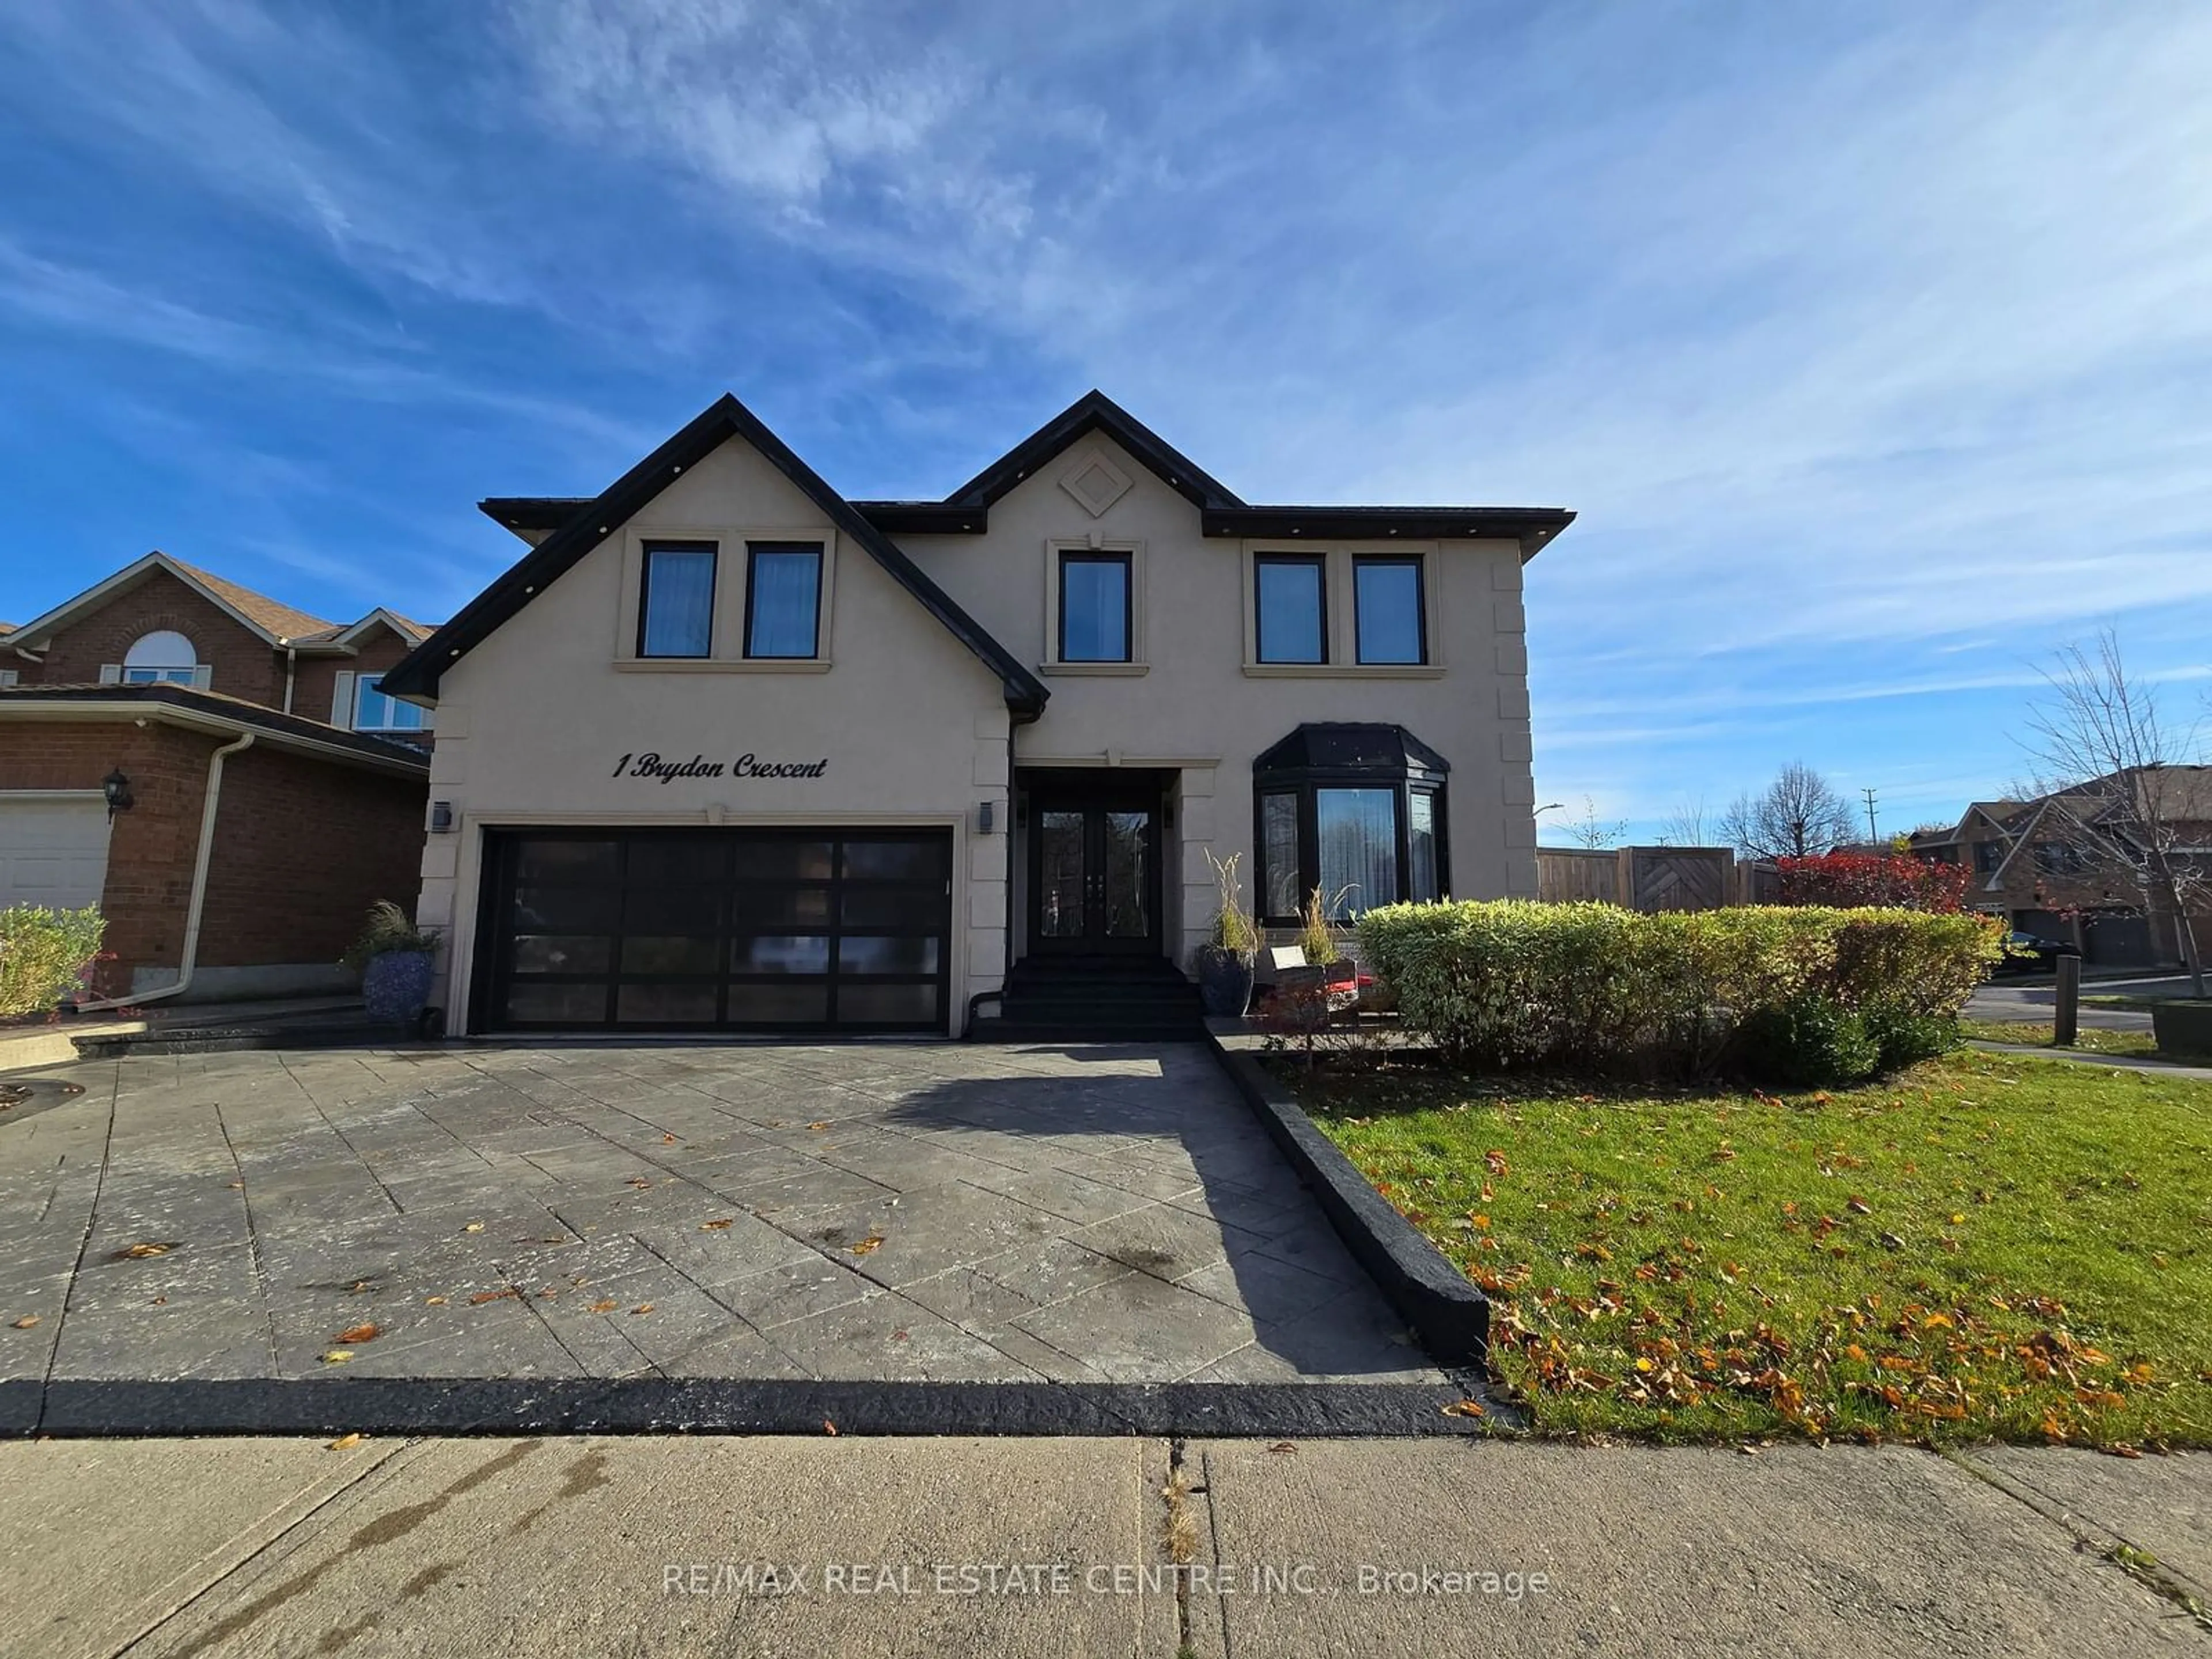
[198,742,426,968]
[26,568,288,707]
[0,720,426,994]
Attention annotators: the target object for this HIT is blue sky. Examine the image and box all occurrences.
[3,1,2207,839]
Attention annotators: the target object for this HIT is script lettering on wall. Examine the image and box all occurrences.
[611,751,830,783]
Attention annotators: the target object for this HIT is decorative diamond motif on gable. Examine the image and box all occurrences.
[1059,451,1132,518]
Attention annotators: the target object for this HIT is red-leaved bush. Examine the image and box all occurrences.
[1775,853,1969,913]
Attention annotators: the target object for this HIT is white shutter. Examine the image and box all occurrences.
[331,671,355,730]
[190,664,213,688]
[98,663,122,684]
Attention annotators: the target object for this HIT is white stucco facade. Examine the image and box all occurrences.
[393,393,1565,1038]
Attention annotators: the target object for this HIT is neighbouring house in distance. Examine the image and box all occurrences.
[378,388,1572,1040]
[1909,771,2212,967]
[0,552,434,1003]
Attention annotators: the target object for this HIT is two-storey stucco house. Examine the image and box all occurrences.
[0,552,433,1002]
[380,392,1572,1039]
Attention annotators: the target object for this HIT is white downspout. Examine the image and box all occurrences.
[282,644,297,714]
[75,731,257,1014]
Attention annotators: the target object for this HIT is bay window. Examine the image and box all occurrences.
[1253,723,1450,924]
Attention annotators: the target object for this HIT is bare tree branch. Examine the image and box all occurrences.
[1718,763,1858,861]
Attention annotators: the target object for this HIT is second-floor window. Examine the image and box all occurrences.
[1254,554,1327,664]
[1057,550,1131,662]
[638,543,717,658]
[1973,840,2005,874]
[354,675,428,733]
[122,629,202,685]
[2033,841,2087,875]
[1354,556,1426,664]
[745,543,824,659]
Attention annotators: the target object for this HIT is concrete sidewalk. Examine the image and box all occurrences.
[3,1436,2203,1657]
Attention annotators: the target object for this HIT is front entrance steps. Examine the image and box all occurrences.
[979,955,1205,1042]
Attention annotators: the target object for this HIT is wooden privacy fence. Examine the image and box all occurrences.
[1536,846,1766,911]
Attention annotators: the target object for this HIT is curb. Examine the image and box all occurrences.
[6,1378,1492,1440]
[1202,1035,1488,1366]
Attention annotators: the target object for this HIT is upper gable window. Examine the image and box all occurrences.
[745,543,824,659]
[638,543,717,658]
[1353,556,1426,665]
[354,675,429,733]
[1057,550,1132,662]
[122,630,201,685]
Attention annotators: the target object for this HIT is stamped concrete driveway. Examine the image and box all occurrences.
[2,1041,1441,1392]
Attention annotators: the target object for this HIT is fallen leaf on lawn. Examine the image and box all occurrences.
[850,1233,885,1256]
[424,1296,447,1306]
[699,1218,734,1231]
[588,1299,619,1313]
[631,1302,655,1315]
[327,1433,363,1451]
[1846,1196,1872,1215]
[823,1419,839,1436]
[1267,1441,1298,1455]
[114,1241,175,1260]
[1441,1398,1486,1418]
[463,1222,484,1233]
[12,1316,39,1330]
[1484,1150,1510,1177]
[1878,1233,1905,1251]
[321,1349,354,1364]
[334,1323,381,1345]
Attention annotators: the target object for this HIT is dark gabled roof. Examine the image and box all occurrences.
[480,496,987,537]
[1255,722,1450,777]
[385,394,1048,711]
[1205,503,1574,554]
[946,389,1244,513]
[0,683,431,774]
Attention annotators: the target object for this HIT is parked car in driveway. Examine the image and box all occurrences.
[1993,931,2081,975]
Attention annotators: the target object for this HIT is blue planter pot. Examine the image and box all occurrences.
[362,949,437,1031]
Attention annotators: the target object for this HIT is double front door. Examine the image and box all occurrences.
[1028,780,1161,956]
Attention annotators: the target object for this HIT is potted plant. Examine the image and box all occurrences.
[1299,885,1360,1011]
[1191,851,1260,1017]
[343,900,442,1033]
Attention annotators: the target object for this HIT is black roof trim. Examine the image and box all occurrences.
[946,390,1244,513]
[480,496,989,538]
[1205,505,1576,550]
[392,396,1047,711]
[0,684,431,771]
[1255,722,1451,778]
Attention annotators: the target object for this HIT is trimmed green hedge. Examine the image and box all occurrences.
[0,906,107,1018]
[1355,901,2002,1082]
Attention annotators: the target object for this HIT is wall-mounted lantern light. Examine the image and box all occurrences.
[976,800,997,836]
[101,768,134,818]
[429,800,454,834]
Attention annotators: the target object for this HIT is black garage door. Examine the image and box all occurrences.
[477,828,951,1034]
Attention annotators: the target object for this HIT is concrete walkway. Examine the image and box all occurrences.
[1968,1041,2212,1081]
[1,1435,2203,1657]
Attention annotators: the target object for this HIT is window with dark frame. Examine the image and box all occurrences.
[1057,550,1132,662]
[1353,555,1426,664]
[638,541,717,658]
[745,543,824,659]
[1253,554,1327,664]
[1252,724,1450,925]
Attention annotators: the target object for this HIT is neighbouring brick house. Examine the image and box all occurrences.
[0,554,434,1003]
[1910,770,2212,968]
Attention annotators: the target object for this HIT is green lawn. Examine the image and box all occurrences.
[1286,1050,2212,1449]
[1959,1018,2158,1056]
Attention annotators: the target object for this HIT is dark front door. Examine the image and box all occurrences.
[1028,782,1161,957]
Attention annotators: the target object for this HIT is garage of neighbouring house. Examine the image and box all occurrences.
[0,685,430,1002]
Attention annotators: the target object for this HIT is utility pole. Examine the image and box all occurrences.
[1861,786,1879,847]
